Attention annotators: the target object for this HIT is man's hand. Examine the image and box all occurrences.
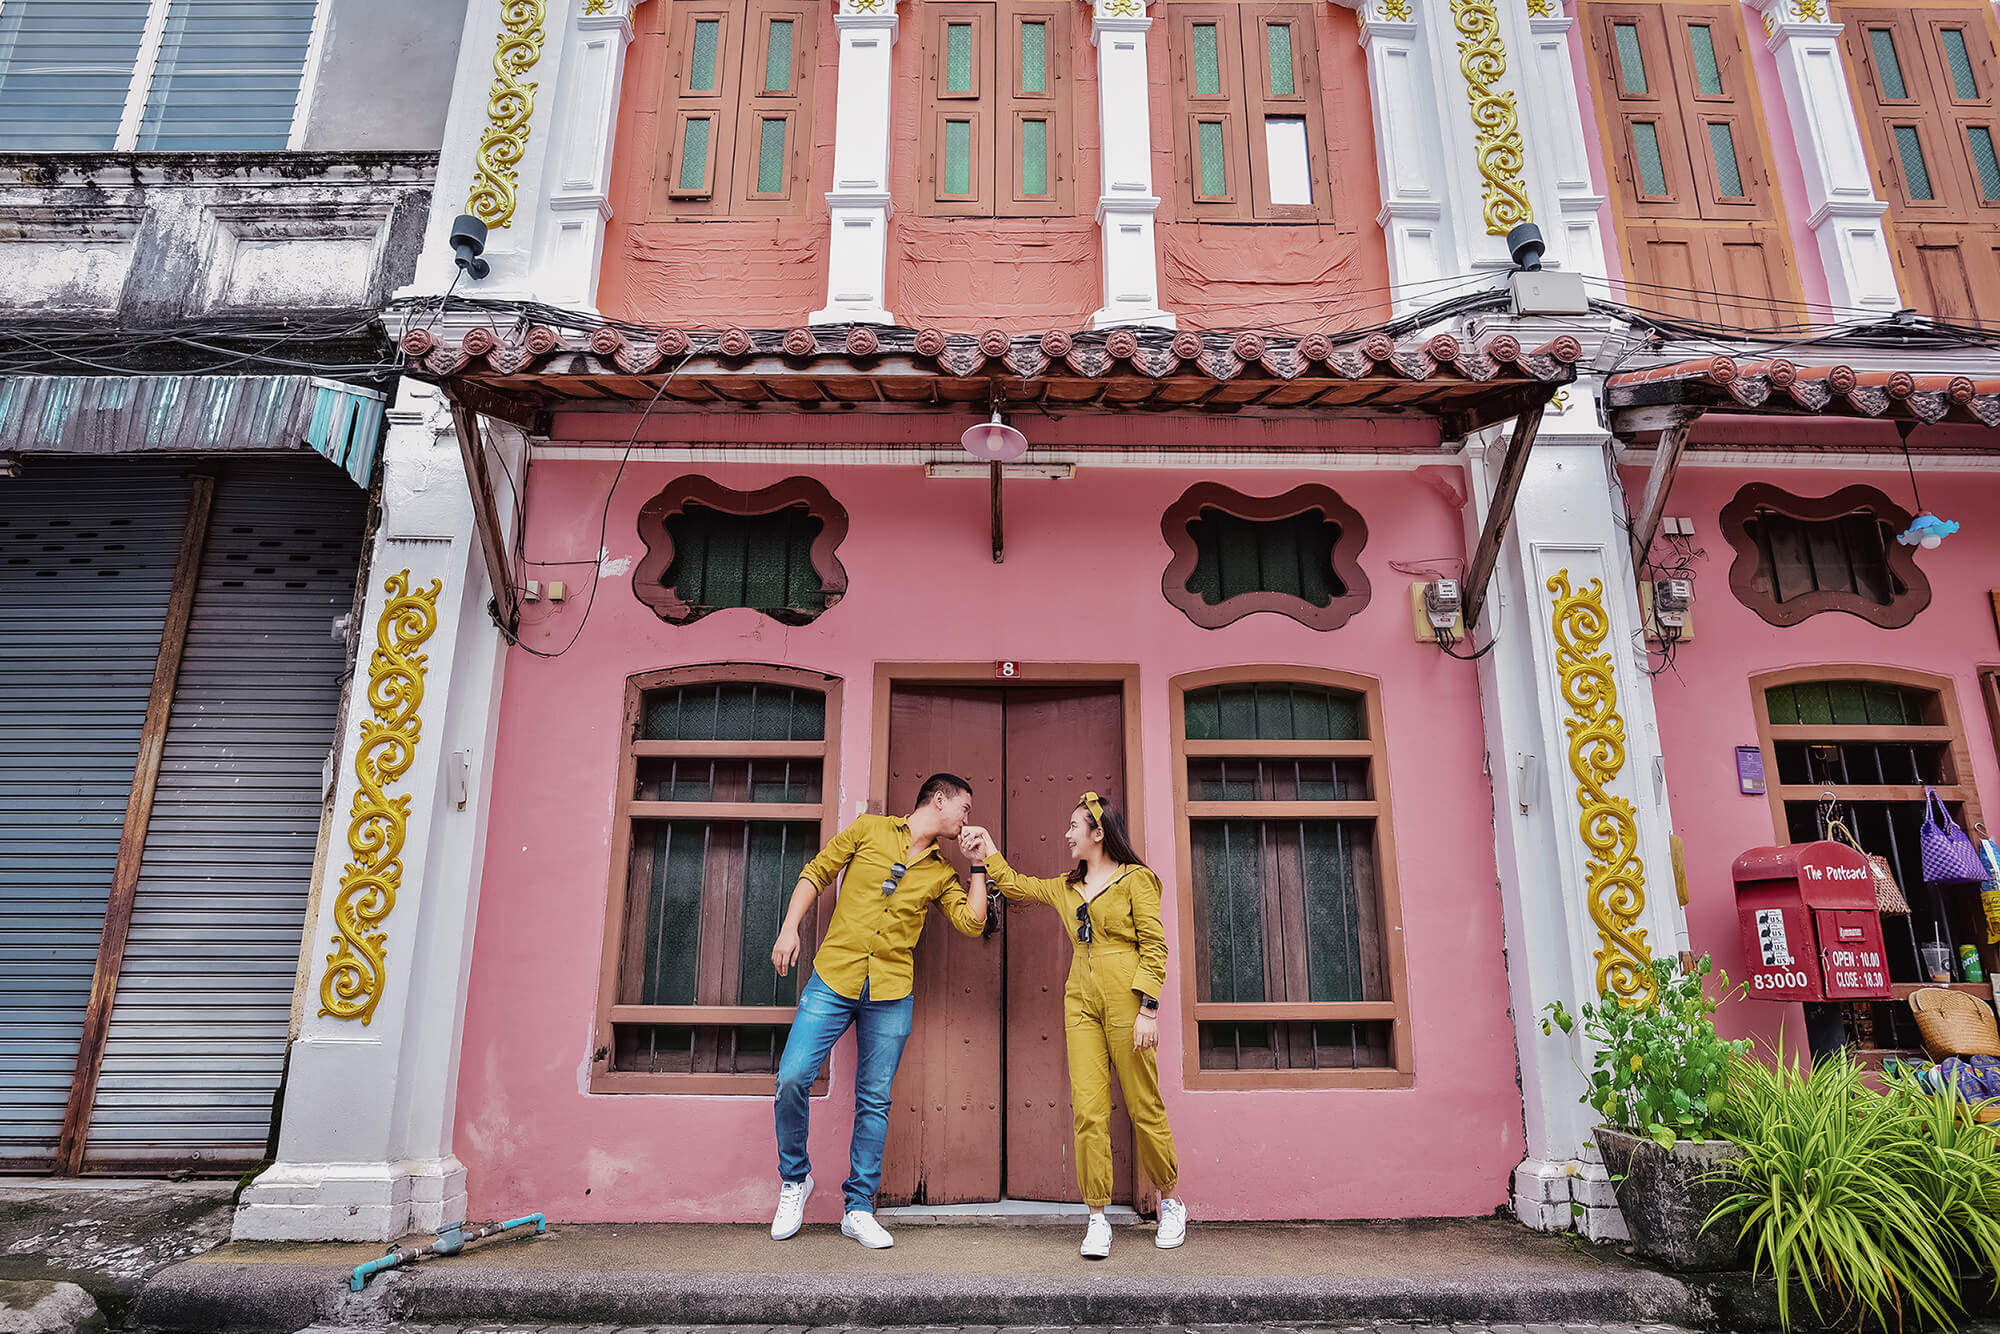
[1132,1011,1160,1053]
[958,825,994,860]
[772,926,802,976]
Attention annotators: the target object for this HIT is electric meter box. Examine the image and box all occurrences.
[1731,841,1891,1002]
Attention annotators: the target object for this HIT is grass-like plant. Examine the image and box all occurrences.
[1711,1048,2000,1331]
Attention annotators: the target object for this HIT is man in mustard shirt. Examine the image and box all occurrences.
[768,772,990,1249]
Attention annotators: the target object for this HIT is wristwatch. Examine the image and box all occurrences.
[970,863,987,875]
[1137,994,1160,1012]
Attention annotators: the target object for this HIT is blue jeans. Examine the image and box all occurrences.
[774,972,915,1215]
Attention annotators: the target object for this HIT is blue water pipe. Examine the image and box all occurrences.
[349,1213,546,1291]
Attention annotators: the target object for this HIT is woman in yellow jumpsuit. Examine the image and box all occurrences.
[960,792,1186,1259]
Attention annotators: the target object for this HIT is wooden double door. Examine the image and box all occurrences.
[877,682,1137,1206]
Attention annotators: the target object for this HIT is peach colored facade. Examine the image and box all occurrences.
[454,459,1522,1223]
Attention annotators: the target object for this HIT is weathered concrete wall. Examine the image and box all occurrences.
[0,153,436,323]
[301,0,470,153]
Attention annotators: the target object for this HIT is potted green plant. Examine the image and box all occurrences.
[1543,955,1752,1271]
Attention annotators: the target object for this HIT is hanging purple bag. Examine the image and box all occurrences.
[1920,786,1985,884]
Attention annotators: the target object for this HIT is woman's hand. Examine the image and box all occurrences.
[1132,1011,1159,1053]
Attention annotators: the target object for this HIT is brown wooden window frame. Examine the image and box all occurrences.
[1751,666,1995,1017]
[1584,1,1799,324]
[632,475,850,627]
[1719,482,1930,629]
[1166,1,1335,223]
[1158,481,1370,631]
[917,0,1075,217]
[1168,667,1414,1090]
[650,0,823,220]
[592,663,844,1095]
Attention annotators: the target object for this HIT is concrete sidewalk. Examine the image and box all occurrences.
[133,1218,1782,1334]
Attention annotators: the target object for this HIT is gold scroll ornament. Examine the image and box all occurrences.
[466,1,548,229]
[1450,0,1534,236]
[1548,571,1657,1006]
[319,572,443,1024]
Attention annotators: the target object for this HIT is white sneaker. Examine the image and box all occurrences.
[1155,1196,1188,1249]
[1080,1211,1112,1260]
[770,1174,812,1240]
[841,1209,894,1249]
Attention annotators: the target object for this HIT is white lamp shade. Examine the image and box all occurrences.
[961,412,1028,462]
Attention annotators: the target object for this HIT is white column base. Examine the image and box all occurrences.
[232,1155,468,1242]
[811,194,896,326]
[1512,1150,1630,1242]
[1090,307,1176,330]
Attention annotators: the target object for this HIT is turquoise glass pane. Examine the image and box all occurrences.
[1708,121,1743,196]
[1688,25,1721,96]
[1019,21,1046,93]
[944,118,972,193]
[1021,118,1048,194]
[691,19,719,91]
[1870,28,1907,99]
[1633,121,1667,196]
[757,117,786,193]
[678,117,711,190]
[1969,125,2000,201]
[1193,23,1220,95]
[1266,23,1294,96]
[1613,24,1647,96]
[1943,29,1977,100]
[1896,124,1934,199]
[946,22,973,93]
[1198,119,1226,196]
[765,19,793,92]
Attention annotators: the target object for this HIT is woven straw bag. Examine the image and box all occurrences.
[1908,987,2000,1062]
[1829,820,1911,916]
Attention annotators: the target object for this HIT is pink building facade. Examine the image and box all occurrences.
[231,0,2000,1246]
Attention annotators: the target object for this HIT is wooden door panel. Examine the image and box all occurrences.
[1000,686,1135,1204]
[1624,223,1713,321]
[1708,229,1787,326]
[879,686,1005,1206]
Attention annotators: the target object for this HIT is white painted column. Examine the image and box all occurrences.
[1509,2,1608,281]
[1754,0,1902,314]
[528,0,639,311]
[233,380,513,1242]
[1416,0,1518,276]
[409,0,585,298]
[1461,381,1691,1242]
[1088,0,1173,329]
[813,0,902,325]
[1335,0,1457,316]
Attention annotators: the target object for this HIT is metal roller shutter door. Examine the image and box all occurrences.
[0,460,193,1168]
[84,457,367,1170]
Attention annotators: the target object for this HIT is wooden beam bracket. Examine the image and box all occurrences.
[445,390,523,636]
[1628,411,1702,575]
[1462,403,1545,631]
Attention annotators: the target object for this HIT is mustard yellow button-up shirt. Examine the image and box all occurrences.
[983,851,1169,1002]
[801,814,986,1001]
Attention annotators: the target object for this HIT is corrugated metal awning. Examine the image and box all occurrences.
[0,375,384,488]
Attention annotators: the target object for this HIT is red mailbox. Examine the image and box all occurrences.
[1732,841,1892,1002]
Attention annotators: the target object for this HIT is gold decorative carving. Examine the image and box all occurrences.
[1378,0,1412,19]
[1550,388,1572,412]
[466,0,548,229]
[1451,0,1534,236]
[1794,0,1825,19]
[1526,0,1556,15]
[584,0,613,12]
[1547,570,1656,1006]
[319,572,442,1025]
[1103,0,1143,16]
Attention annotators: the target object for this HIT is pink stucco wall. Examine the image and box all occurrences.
[455,457,1524,1222]
[1623,458,2000,1050]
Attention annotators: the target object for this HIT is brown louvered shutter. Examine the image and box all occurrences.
[733,0,820,214]
[654,1,745,216]
[1837,4,2000,315]
[1241,3,1332,221]
[1591,5,1699,219]
[997,0,1073,215]
[1664,4,1776,221]
[1170,4,1250,219]
[922,2,997,214]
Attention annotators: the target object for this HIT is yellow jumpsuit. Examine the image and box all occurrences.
[984,851,1179,1209]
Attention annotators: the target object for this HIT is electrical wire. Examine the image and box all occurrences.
[508,349,698,661]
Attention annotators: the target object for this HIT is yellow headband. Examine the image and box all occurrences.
[1080,791,1104,825]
